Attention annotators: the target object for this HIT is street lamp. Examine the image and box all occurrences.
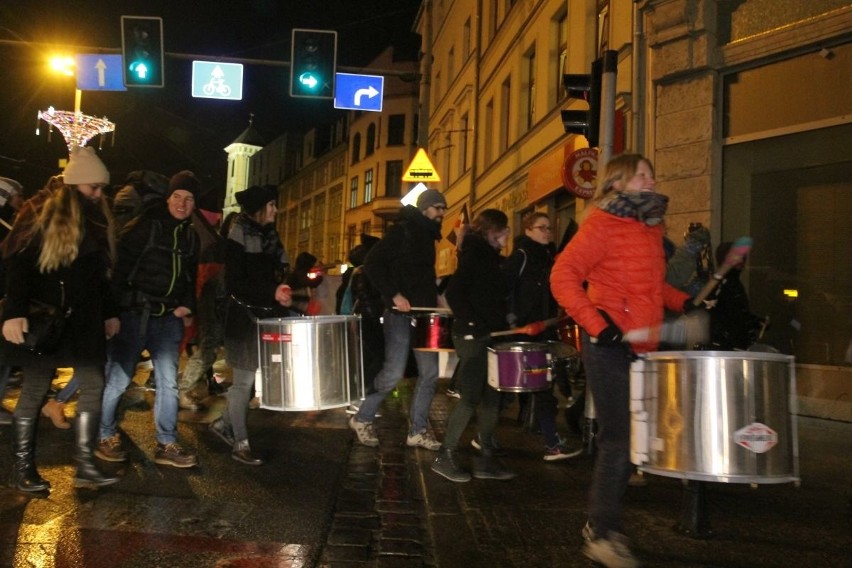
[47,54,81,113]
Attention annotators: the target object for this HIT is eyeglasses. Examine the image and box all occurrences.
[531,225,552,232]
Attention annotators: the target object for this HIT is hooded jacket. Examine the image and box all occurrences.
[502,234,556,327]
[550,207,688,353]
[364,205,441,310]
[446,232,508,334]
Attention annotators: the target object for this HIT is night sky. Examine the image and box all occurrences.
[0,0,421,208]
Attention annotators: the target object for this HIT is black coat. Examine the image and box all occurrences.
[502,235,557,327]
[0,193,116,369]
[364,205,441,310]
[223,214,289,370]
[446,233,508,334]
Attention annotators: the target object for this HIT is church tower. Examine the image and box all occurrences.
[223,116,265,217]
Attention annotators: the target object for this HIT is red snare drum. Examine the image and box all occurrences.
[412,313,454,351]
[558,319,583,353]
[487,342,551,392]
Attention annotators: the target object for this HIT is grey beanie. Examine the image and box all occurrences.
[416,188,447,211]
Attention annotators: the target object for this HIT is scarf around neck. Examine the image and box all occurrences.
[598,191,670,226]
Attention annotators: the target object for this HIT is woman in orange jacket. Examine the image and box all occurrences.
[550,154,690,568]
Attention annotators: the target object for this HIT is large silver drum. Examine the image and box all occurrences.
[257,315,363,411]
[630,351,799,484]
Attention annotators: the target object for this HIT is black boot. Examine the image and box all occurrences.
[472,448,517,481]
[431,448,472,482]
[73,412,119,489]
[231,439,264,466]
[11,417,50,493]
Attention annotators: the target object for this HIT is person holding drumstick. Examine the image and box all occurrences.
[349,189,447,450]
[431,209,516,483]
[550,154,690,568]
[209,185,292,466]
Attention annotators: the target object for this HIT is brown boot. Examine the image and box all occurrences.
[41,400,71,430]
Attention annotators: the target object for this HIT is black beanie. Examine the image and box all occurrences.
[236,185,278,215]
[168,170,201,198]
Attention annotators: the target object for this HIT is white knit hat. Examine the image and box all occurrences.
[63,146,110,185]
[0,177,22,207]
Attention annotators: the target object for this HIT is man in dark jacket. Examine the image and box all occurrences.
[349,189,446,450]
[96,171,200,468]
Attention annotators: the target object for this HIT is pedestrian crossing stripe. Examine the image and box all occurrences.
[402,148,440,182]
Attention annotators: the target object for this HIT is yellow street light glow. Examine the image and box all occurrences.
[783,289,799,298]
[49,55,75,76]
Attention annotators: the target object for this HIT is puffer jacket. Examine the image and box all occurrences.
[550,207,688,353]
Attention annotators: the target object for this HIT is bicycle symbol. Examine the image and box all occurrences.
[203,76,232,97]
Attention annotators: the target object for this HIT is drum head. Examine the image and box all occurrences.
[546,341,578,359]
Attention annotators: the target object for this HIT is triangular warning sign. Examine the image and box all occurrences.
[402,148,441,182]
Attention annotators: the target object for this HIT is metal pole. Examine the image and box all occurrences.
[598,50,618,167]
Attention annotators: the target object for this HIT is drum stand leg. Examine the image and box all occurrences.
[675,480,714,538]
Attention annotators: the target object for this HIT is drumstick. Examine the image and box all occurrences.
[623,310,710,346]
[490,317,561,337]
[401,306,453,314]
[691,236,753,306]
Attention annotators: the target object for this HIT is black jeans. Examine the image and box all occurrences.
[15,365,104,419]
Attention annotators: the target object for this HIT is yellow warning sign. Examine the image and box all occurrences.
[402,148,440,182]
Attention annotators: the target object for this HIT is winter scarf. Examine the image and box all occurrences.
[598,191,670,226]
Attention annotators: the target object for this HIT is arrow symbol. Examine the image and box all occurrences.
[353,85,379,106]
[95,58,107,87]
[212,65,225,79]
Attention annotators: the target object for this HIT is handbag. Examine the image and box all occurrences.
[0,281,72,356]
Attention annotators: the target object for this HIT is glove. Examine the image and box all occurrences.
[592,325,623,346]
[684,226,711,255]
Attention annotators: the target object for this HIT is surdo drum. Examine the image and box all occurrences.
[487,342,552,392]
[630,351,799,484]
[257,315,364,411]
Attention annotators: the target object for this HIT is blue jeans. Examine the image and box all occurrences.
[100,311,185,445]
[442,333,501,451]
[581,333,635,538]
[355,311,438,435]
[56,375,80,403]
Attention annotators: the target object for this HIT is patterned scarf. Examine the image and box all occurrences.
[597,191,670,226]
[229,213,289,267]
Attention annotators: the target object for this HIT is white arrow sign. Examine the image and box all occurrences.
[354,85,379,106]
[95,58,107,87]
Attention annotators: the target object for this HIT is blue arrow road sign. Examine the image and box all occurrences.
[76,54,126,91]
[334,73,384,112]
[191,61,244,101]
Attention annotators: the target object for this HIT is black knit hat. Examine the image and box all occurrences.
[236,185,278,215]
[168,170,201,198]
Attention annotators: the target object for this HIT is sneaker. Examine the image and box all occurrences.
[345,404,381,418]
[95,434,128,462]
[471,455,516,481]
[445,388,461,399]
[431,449,471,483]
[348,417,379,447]
[178,391,202,411]
[406,430,442,451]
[543,439,583,462]
[470,434,507,456]
[582,523,640,568]
[209,417,235,447]
[154,442,198,468]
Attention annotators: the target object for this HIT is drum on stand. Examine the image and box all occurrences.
[257,315,364,411]
[412,312,455,352]
[487,342,551,392]
[630,350,799,484]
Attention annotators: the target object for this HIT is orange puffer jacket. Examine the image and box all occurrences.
[550,207,689,353]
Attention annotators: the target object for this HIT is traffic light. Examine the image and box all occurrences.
[561,58,602,147]
[290,28,337,99]
[121,16,164,88]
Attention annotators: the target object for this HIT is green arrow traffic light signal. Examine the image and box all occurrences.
[290,28,337,99]
[121,15,164,88]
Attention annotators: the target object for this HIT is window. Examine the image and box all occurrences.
[346,224,356,253]
[484,99,494,166]
[387,114,405,145]
[524,46,536,132]
[448,47,455,82]
[463,18,471,61]
[459,113,469,173]
[351,133,361,164]
[364,169,374,203]
[555,8,568,102]
[500,77,511,152]
[349,176,358,209]
[366,123,376,156]
[361,220,371,238]
[488,0,498,42]
[386,160,403,197]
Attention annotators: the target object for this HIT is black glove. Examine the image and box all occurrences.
[593,325,623,346]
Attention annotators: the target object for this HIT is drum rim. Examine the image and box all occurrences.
[640,350,794,363]
[490,341,549,352]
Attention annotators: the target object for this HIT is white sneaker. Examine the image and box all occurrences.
[582,523,640,568]
[349,417,379,447]
[406,430,442,451]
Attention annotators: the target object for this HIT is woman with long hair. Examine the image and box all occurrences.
[209,185,291,466]
[550,154,691,567]
[432,208,516,483]
[0,146,120,492]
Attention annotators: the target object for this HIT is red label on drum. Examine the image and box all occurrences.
[261,332,292,343]
[734,422,778,454]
